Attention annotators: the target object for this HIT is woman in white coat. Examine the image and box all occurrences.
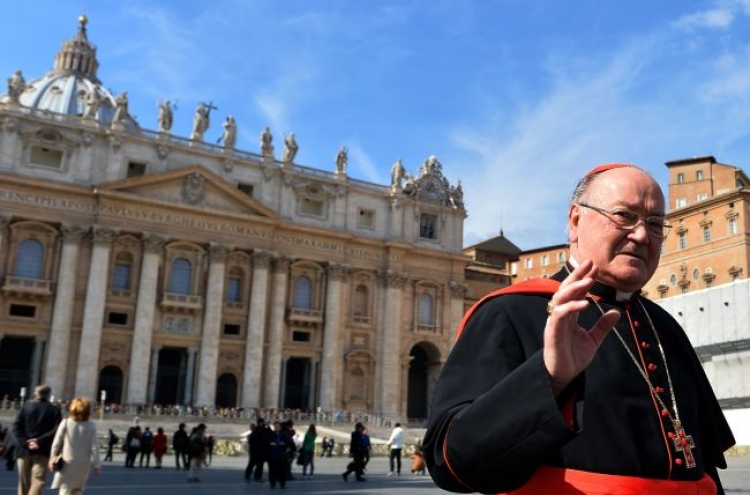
[48,398,101,494]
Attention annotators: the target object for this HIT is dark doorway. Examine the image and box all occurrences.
[98,365,123,404]
[0,337,34,399]
[407,345,429,420]
[216,373,237,408]
[154,348,187,405]
[283,357,311,410]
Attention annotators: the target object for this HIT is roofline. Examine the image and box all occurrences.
[664,156,717,167]
[519,243,570,255]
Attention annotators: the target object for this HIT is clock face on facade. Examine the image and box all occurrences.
[420,175,443,202]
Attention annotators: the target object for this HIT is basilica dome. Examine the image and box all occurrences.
[4,16,138,128]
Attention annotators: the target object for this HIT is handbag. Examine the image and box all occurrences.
[51,420,69,472]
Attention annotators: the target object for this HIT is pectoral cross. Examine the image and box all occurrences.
[672,422,696,468]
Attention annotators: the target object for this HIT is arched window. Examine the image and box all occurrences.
[419,294,434,326]
[14,239,44,279]
[168,258,192,294]
[226,276,242,303]
[293,275,312,309]
[353,284,369,319]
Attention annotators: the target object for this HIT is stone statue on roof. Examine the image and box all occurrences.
[260,126,274,157]
[191,103,211,141]
[158,100,173,132]
[335,146,348,174]
[221,115,237,149]
[282,133,298,164]
[7,69,26,103]
[112,92,129,122]
[391,158,406,188]
[83,87,101,118]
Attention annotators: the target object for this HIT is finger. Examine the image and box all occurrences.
[587,309,621,347]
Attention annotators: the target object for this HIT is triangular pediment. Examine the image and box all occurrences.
[96,165,279,220]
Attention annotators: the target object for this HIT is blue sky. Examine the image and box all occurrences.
[4,1,750,250]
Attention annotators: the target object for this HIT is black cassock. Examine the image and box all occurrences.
[424,268,735,494]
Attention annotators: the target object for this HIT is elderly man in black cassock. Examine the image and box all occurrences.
[425,164,735,495]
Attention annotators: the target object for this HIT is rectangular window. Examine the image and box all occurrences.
[127,162,147,177]
[556,252,566,263]
[524,258,533,269]
[541,255,549,267]
[237,183,254,197]
[226,277,242,303]
[696,170,703,180]
[419,214,438,239]
[300,198,324,217]
[697,193,708,201]
[729,218,738,235]
[9,304,37,318]
[703,226,711,243]
[292,331,311,342]
[107,312,128,325]
[112,263,131,290]
[675,198,687,208]
[357,209,375,229]
[678,232,687,250]
[30,146,64,169]
[223,323,241,335]
[677,172,684,184]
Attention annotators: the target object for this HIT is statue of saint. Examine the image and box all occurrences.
[282,133,299,163]
[158,100,173,132]
[261,126,273,155]
[191,103,210,141]
[83,88,101,118]
[221,115,237,149]
[7,69,25,103]
[335,147,348,174]
[112,92,129,122]
[391,158,406,187]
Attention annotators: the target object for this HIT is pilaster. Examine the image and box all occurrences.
[319,263,347,410]
[126,235,165,403]
[44,224,85,396]
[375,271,408,417]
[241,250,272,408]
[195,244,228,405]
[263,256,291,407]
[74,227,115,399]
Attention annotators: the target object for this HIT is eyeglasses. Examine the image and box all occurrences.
[577,202,672,239]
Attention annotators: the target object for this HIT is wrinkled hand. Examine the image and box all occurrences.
[544,260,621,397]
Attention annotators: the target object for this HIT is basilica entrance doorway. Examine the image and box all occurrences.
[283,357,313,410]
[98,365,123,404]
[0,336,33,399]
[407,342,441,421]
[154,347,187,405]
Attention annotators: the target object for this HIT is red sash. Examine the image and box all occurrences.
[501,466,717,495]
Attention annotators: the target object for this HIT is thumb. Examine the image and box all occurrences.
[588,309,621,347]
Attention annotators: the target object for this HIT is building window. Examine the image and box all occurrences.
[556,252,566,264]
[357,209,375,229]
[107,312,128,325]
[541,254,549,267]
[226,277,242,303]
[675,198,687,208]
[697,193,708,201]
[237,183,254,197]
[352,284,369,322]
[524,258,533,269]
[292,331,311,342]
[692,268,700,280]
[223,323,241,335]
[702,226,711,243]
[678,232,687,250]
[419,294,435,326]
[14,239,44,279]
[419,214,438,240]
[293,276,312,309]
[696,170,703,180]
[30,145,64,169]
[9,304,37,318]
[677,173,684,184]
[168,258,192,294]
[112,263,131,290]
[300,198,324,217]
[670,274,677,287]
[127,161,147,177]
[729,217,738,235]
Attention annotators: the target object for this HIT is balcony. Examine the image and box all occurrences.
[286,307,323,325]
[160,292,203,312]
[2,276,53,299]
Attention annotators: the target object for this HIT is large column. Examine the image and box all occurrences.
[240,251,272,408]
[74,228,115,399]
[126,235,164,403]
[183,347,197,405]
[0,216,10,272]
[319,264,347,410]
[375,271,408,418]
[195,244,228,406]
[31,337,46,387]
[44,225,86,396]
[147,346,161,403]
[263,257,290,407]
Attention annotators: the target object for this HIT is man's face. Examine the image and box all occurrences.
[569,168,665,292]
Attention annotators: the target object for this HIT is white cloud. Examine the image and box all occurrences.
[673,8,734,30]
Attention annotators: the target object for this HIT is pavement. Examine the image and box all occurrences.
[1,452,748,495]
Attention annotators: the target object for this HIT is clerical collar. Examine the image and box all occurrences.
[562,258,637,302]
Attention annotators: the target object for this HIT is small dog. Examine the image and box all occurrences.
[411,451,426,475]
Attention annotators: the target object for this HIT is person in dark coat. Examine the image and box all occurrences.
[172,423,188,470]
[13,384,62,495]
[341,422,366,482]
[246,418,271,482]
[424,164,735,495]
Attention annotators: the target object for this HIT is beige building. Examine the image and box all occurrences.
[0,17,469,420]
[462,231,520,311]
[644,156,750,298]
